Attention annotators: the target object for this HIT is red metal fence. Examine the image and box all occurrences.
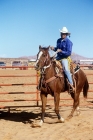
[0,65,93,111]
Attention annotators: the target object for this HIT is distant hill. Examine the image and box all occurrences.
[71,53,93,61]
[19,52,93,61]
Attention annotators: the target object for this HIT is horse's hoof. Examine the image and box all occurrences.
[76,111,81,116]
[31,120,43,127]
[58,117,65,123]
[66,115,73,120]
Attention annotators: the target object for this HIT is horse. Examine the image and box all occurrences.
[33,45,89,127]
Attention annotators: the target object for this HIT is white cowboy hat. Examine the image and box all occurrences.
[59,27,71,36]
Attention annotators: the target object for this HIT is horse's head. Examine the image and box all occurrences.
[35,45,51,70]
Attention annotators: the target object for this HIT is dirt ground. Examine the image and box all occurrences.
[0,68,93,140]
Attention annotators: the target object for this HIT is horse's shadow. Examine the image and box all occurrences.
[0,107,58,124]
[0,109,41,124]
[1,106,84,124]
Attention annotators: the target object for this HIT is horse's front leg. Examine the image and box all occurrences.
[31,92,47,127]
[54,92,64,123]
[40,92,47,125]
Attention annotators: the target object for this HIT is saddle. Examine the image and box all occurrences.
[55,60,80,74]
[55,60,80,93]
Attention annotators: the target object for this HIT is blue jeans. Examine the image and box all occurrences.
[61,59,73,85]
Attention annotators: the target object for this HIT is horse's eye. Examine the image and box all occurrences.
[43,54,46,57]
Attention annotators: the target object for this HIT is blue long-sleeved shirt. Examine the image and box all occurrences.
[54,37,73,60]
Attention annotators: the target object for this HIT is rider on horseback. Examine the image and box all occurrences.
[50,27,75,92]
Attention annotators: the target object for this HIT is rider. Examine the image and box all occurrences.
[50,26,75,92]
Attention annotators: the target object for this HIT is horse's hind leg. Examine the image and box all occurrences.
[54,93,64,123]
[67,92,80,119]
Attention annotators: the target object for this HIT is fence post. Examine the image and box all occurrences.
[36,71,39,106]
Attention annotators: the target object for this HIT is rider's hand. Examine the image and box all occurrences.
[57,49,62,53]
[50,46,54,50]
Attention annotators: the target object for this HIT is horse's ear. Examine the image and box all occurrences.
[39,45,42,50]
[47,45,50,51]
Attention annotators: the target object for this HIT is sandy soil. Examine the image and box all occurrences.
[0,68,93,140]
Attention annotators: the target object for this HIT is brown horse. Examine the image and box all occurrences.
[34,45,89,127]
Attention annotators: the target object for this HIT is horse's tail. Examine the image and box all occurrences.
[83,78,89,98]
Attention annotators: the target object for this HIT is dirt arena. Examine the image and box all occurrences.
[0,68,93,140]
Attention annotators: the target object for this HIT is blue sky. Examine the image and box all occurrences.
[0,0,93,58]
